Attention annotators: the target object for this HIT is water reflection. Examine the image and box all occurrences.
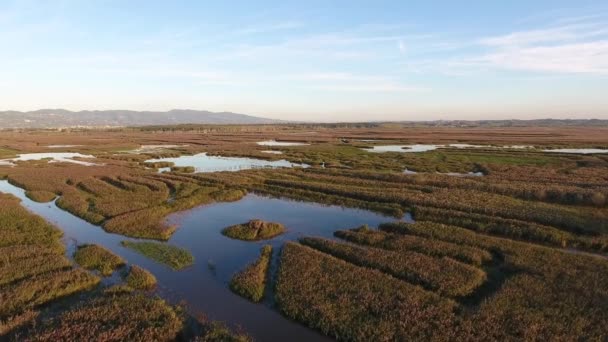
[0,180,408,341]
[146,153,309,173]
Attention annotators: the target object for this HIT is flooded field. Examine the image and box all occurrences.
[0,152,97,166]
[146,152,309,172]
[363,144,440,153]
[542,148,608,154]
[0,179,407,341]
[257,140,309,146]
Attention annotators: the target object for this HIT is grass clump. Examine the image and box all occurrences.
[24,190,56,203]
[30,293,183,341]
[121,241,194,270]
[192,321,252,341]
[230,245,272,302]
[73,244,125,276]
[0,269,100,317]
[170,166,195,173]
[222,219,286,241]
[0,193,101,333]
[125,265,157,290]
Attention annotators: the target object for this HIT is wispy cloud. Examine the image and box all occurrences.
[474,20,608,75]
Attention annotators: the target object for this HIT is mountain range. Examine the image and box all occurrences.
[0,109,280,128]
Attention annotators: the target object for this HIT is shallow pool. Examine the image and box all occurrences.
[146,153,309,172]
[0,152,97,166]
[256,140,309,146]
[542,148,608,154]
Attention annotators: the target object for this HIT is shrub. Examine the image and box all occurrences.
[120,241,194,270]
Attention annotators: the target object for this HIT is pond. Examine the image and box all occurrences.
[363,144,440,153]
[0,152,97,166]
[363,144,536,153]
[0,180,409,341]
[260,150,283,154]
[146,153,309,173]
[542,148,608,154]
[256,140,309,146]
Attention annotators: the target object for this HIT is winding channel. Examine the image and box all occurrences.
[0,180,410,341]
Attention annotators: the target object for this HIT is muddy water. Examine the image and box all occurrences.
[0,180,408,341]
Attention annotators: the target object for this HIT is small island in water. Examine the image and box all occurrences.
[222,219,287,241]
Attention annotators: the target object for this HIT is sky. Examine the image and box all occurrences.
[1,0,607,122]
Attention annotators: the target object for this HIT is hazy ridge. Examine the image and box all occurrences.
[0,109,280,128]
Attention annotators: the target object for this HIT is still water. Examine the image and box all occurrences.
[256,140,309,146]
[542,148,608,154]
[0,180,408,341]
[0,152,97,166]
[146,153,309,172]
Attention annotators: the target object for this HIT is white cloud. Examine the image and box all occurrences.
[460,18,608,75]
[477,41,608,74]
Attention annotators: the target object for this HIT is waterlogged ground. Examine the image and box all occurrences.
[256,140,309,146]
[0,152,97,166]
[542,148,608,154]
[0,180,407,341]
[146,152,310,172]
[362,144,539,153]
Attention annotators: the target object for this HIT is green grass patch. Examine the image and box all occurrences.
[120,241,194,270]
[125,265,157,290]
[230,245,272,302]
[170,166,195,173]
[30,293,183,341]
[24,190,57,203]
[73,244,125,276]
[222,219,286,241]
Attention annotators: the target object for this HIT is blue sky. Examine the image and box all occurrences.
[1,0,607,121]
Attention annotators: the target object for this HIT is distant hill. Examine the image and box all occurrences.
[0,109,281,128]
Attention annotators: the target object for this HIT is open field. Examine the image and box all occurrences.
[1,124,608,340]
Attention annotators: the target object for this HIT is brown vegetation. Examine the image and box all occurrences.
[222,220,286,241]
